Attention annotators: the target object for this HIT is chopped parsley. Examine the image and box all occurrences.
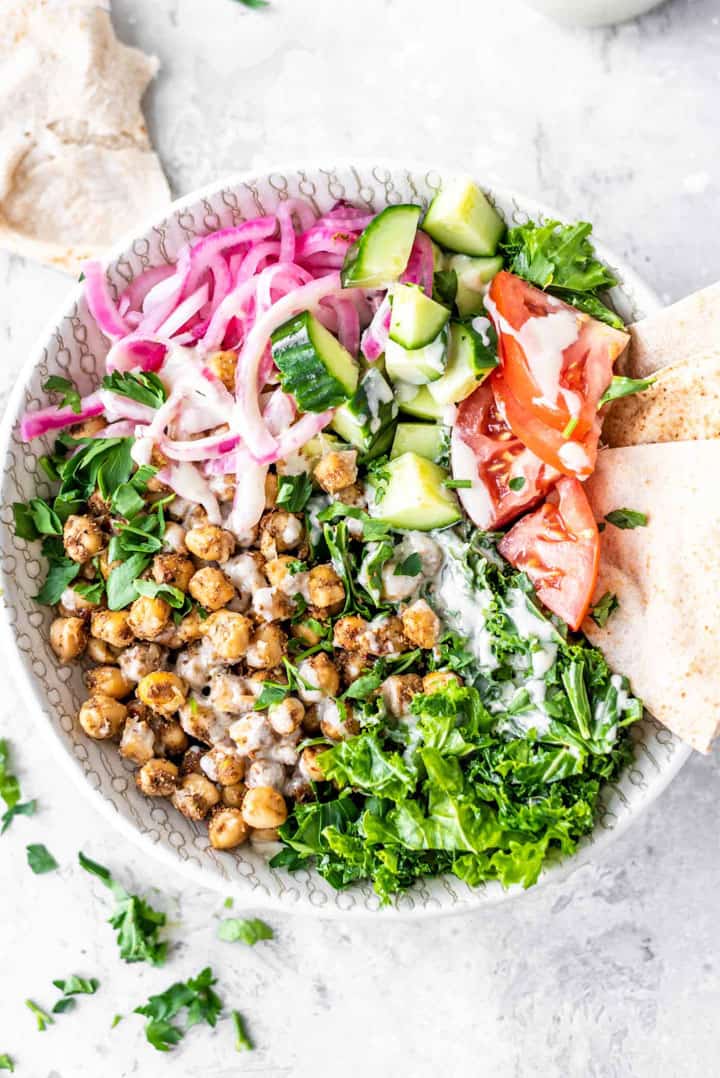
[604,508,647,530]
[508,476,526,492]
[232,1010,253,1052]
[134,968,222,1052]
[43,375,82,414]
[0,740,36,834]
[443,478,472,490]
[217,917,273,945]
[78,851,167,965]
[394,552,422,577]
[276,473,313,512]
[26,843,58,875]
[253,680,291,711]
[51,975,100,1014]
[0,1054,14,1072]
[598,374,656,408]
[590,592,619,628]
[25,999,54,1032]
[101,370,167,409]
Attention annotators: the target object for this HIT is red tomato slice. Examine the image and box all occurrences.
[498,476,600,630]
[487,271,628,438]
[451,383,560,530]
[492,373,597,479]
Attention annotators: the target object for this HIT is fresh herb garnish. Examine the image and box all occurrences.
[217,917,273,945]
[232,1010,253,1052]
[253,681,290,711]
[134,968,222,1052]
[0,1054,14,1071]
[26,843,58,875]
[605,508,648,530]
[590,592,619,627]
[101,371,167,410]
[43,375,82,414]
[443,478,472,490]
[562,417,578,439]
[433,269,458,306]
[508,476,526,492]
[276,473,313,513]
[78,851,167,965]
[74,578,106,604]
[105,553,152,610]
[394,552,422,577]
[25,999,54,1032]
[0,740,36,834]
[598,374,656,408]
[51,975,100,1014]
[233,0,268,8]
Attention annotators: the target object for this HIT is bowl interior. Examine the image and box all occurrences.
[0,162,691,915]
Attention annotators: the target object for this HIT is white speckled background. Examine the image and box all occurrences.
[0,1,718,1074]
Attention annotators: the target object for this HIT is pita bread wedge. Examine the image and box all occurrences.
[583,440,720,753]
[0,1,170,273]
[603,349,720,447]
[621,281,720,379]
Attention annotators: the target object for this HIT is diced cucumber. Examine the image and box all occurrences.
[385,328,448,386]
[330,367,398,460]
[389,283,450,349]
[449,254,503,317]
[390,422,445,462]
[427,321,498,405]
[341,205,421,289]
[422,178,505,257]
[371,452,461,531]
[271,311,359,413]
[394,383,445,420]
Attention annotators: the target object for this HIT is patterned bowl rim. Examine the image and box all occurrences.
[0,159,693,917]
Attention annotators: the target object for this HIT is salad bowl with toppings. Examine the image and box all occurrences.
[0,163,691,915]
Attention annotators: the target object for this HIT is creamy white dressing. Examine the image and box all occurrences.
[558,440,591,474]
[431,534,497,671]
[364,370,396,434]
[471,315,492,347]
[450,425,494,529]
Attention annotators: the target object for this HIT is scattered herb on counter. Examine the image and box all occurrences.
[111,1014,123,1029]
[25,999,54,1032]
[51,976,100,1014]
[78,852,167,966]
[217,918,273,946]
[0,739,36,834]
[232,1010,253,1052]
[134,967,222,1052]
[26,843,58,875]
[590,592,619,628]
[232,0,268,8]
[0,1054,13,1072]
[605,508,648,530]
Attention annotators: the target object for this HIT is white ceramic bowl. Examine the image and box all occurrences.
[0,162,691,916]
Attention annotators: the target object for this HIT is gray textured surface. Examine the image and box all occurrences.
[0,0,718,1074]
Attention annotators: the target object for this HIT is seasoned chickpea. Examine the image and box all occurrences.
[291,618,326,647]
[208,474,236,503]
[136,758,179,797]
[246,759,286,790]
[178,699,217,744]
[268,697,305,735]
[208,806,249,850]
[57,586,98,618]
[299,745,327,782]
[206,349,237,392]
[162,522,188,554]
[119,715,155,765]
[241,786,287,829]
[334,481,365,507]
[333,614,368,651]
[200,743,246,786]
[307,564,345,611]
[222,782,247,808]
[245,624,287,670]
[137,671,187,716]
[91,609,134,648]
[181,745,205,776]
[320,700,360,741]
[127,595,171,640]
[337,650,370,686]
[97,549,121,581]
[401,599,440,649]
[381,674,423,717]
[209,673,258,715]
[362,615,409,657]
[264,471,278,509]
[153,719,189,757]
[49,616,88,661]
[259,511,303,559]
[250,827,282,843]
[203,610,252,661]
[301,704,322,735]
[297,653,340,703]
[185,524,235,563]
[313,449,358,494]
[172,773,220,821]
[151,554,195,592]
[84,665,133,699]
[188,567,235,611]
[78,694,127,739]
[118,642,169,684]
[63,514,106,563]
[173,609,206,645]
[251,586,294,623]
[228,712,274,755]
[86,636,120,665]
[422,671,461,694]
[264,555,296,587]
[72,416,106,439]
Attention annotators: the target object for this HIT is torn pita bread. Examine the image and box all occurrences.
[621,281,720,379]
[603,349,720,447]
[0,1,170,273]
[583,440,720,753]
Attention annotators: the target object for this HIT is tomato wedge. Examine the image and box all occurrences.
[451,383,560,530]
[497,477,600,630]
[486,271,629,476]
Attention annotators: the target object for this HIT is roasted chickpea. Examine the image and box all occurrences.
[137,671,187,716]
[299,744,328,782]
[173,609,206,645]
[86,636,120,665]
[208,806,249,850]
[136,758,179,797]
[57,586,98,618]
[185,524,235,563]
[313,449,358,494]
[334,481,365,507]
[209,673,258,715]
[206,349,237,391]
[179,699,218,744]
[333,614,368,651]
[151,553,195,592]
[84,665,133,699]
[162,522,188,554]
[118,642,169,684]
[320,700,360,741]
[291,617,327,647]
[222,782,247,808]
[264,471,278,509]
[181,745,205,776]
[119,715,155,765]
[259,511,303,559]
[228,712,274,756]
[362,615,409,657]
[381,674,423,717]
[301,704,322,735]
[337,650,370,686]
[91,609,134,648]
[245,624,287,670]
[263,555,295,588]
[172,773,220,821]
[200,743,246,786]
[251,586,294,623]
[246,759,286,790]
[241,786,287,829]
[63,514,106,563]
[153,718,189,757]
[422,671,461,694]
[127,595,171,640]
[202,610,252,661]
[188,567,235,611]
[268,697,305,735]
[72,416,106,439]
[250,826,282,843]
[97,549,122,581]
[49,616,88,661]
[78,694,127,739]
[401,599,440,649]
[297,653,340,703]
[307,564,345,612]
[208,474,236,503]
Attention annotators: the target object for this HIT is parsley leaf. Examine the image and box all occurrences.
[134,968,222,1052]
[0,1054,14,1071]
[106,554,152,610]
[78,851,167,965]
[394,552,422,577]
[443,479,472,490]
[111,482,145,519]
[232,1010,253,1052]
[0,740,36,833]
[26,843,58,874]
[277,473,313,512]
[590,592,619,628]
[101,371,167,410]
[217,917,273,945]
[43,375,82,414]
[35,560,80,605]
[598,374,655,408]
[134,579,187,608]
[1,799,37,834]
[508,476,526,492]
[605,508,648,530]
[25,999,54,1032]
[233,0,268,7]
[51,975,99,1014]
[433,269,458,307]
[253,681,290,711]
[342,670,383,701]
